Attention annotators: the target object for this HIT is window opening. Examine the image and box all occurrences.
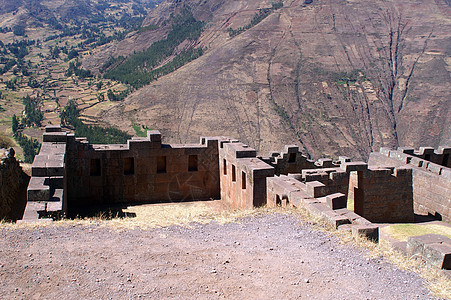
[223,159,227,175]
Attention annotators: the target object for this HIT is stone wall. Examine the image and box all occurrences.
[220,142,274,209]
[398,146,451,168]
[349,167,414,223]
[259,145,317,175]
[0,148,29,221]
[66,130,222,207]
[369,147,451,222]
[285,161,414,223]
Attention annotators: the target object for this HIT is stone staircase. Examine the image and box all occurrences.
[21,126,67,221]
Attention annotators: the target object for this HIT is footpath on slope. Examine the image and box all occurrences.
[0,203,443,299]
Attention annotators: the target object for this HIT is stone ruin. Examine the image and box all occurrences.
[0,148,29,221]
[19,126,451,270]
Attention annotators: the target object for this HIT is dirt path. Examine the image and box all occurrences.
[0,214,437,299]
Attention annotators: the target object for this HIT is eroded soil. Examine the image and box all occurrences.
[0,213,438,299]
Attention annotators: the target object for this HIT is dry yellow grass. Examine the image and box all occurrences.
[98,202,263,230]
[0,201,262,230]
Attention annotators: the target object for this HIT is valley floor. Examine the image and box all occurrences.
[0,211,438,299]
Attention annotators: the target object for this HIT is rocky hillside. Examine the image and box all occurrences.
[99,0,450,159]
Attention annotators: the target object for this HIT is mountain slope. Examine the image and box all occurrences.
[101,0,450,159]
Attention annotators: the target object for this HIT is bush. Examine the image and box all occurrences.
[12,25,25,36]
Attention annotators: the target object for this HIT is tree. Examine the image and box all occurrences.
[12,115,18,134]
[13,25,25,36]
[67,49,79,60]
[51,46,60,59]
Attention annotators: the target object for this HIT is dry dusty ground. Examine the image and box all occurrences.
[0,204,444,300]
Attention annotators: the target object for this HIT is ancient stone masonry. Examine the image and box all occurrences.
[24,126,67,220]
[369,146,451,222]
[266,173,379,242]
[219,141,274,209]
[407,234,451,270]
[23,127,448,234]
[0,148,29,221]
[65,131,221,208]
[24,126,223,219]
[259,145,318,175]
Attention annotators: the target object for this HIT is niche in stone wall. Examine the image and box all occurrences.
[157,156,166,173]
[124,157,134,175]
[90,159,101,176]
[188,155,198,172]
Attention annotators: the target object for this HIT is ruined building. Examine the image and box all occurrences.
[23,126,450,235]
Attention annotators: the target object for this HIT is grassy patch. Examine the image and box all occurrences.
[132,124,147,137]
[382,224,451,242]
[347,197,354,211]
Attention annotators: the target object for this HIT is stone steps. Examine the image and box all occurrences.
[23,126,67,222]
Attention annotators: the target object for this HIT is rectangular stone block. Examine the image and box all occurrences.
[44,176,64,189]
[351,224,379,242]
[339,156,351,164]
[46,166,65,177]
[330,171,348,181]
[409,157,424,167]
[397,147,415,155]
[317,158,333,168]
[407,234,451,269]
[21,202,47,220]
[28,177,49,201]
[305,181,326,198]
[45,125,62,133]
[419,147,435,156]
[43,132,67,142]
[321,210,351,228]
[326,193,347,210]
[437,146,451,155]
[47,200,63,212]
[427,163,442,175]
[147,130,161,142]
[423,243,451,269]
[340,162,368,172]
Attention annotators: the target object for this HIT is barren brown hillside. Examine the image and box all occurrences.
[99,0,450,160]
